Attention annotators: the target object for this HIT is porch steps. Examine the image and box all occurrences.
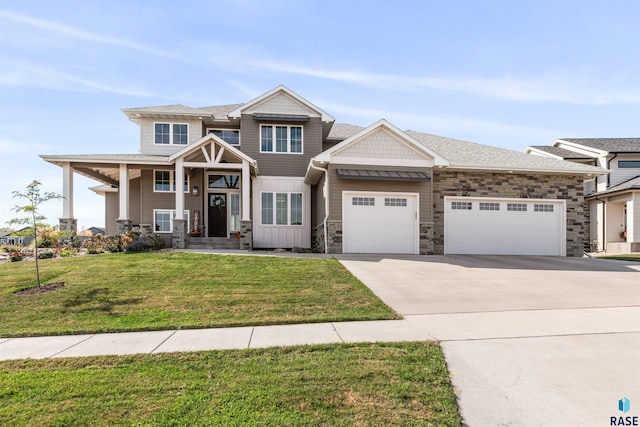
[185,237,241,250]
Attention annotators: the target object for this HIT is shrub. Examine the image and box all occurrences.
[59,246,76,257]
[86,247,104,255]
[9,251,23,262]
[37,250,55,259]
[103,236,124,253]
[148,234,165,250]
[125,240,152,253]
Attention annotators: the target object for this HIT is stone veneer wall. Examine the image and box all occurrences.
[432,171,588,257]
[240,220,253,250]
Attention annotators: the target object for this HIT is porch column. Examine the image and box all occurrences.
[241,160,250,221]
[629,195,636,243]
[175,158,185,220]
[240,160,253,250]
[116,163,131,234]
[59,162,77,233]
[172,158,186,249]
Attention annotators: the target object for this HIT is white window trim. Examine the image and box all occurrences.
[154,122,189,145]
[260,191,304,226]
[153,209,190,233]
[153,170,189,193]
[259,124,304,154]
[206,128,241,146]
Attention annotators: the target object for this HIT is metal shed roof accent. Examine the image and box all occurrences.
[336,169,431,181]
[252,113,310,122]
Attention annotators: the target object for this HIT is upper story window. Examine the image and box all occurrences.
[208,129,240,145]
[155,123,188,145]
[154,170,189,193]
[260,125,303,154]
[618,160,640,168]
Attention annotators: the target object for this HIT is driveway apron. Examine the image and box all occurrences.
[336,254,640,427]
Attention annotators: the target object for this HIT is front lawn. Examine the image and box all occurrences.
[0,342,461,426]
[0,252,397,337]
[597,253,640,262]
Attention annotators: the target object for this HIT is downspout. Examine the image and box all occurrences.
[594,196,606,252]
[309,162,329,254]
[606,153,617,188]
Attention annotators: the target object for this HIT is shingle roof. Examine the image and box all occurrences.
[528,145,594,159]
[406,131,604,174]
[197,104,244,120]
[327,123,364,140]
[558,138,640,153]
[590,175,640,197]
[122,104,212,115]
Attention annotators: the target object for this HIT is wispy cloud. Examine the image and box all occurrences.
[0,57,156,96]
[322,101,564,147]
[0,9,183,60]
[252,61,640,106]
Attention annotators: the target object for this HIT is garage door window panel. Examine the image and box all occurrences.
[385,198,407,207]
[479,202,500,211]
[353,197,375,206]
[452,201,472,210]
[507,203,527,212]
[534,204,554,212]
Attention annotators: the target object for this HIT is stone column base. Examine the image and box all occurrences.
[240,220,253,250]
[116,219,132,235]
[59,218,78,234]
[326,220,343,254]
[172,219,187,249]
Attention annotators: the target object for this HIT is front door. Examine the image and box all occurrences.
[208,193,227,237]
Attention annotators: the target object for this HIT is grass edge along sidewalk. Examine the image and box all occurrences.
[0,341,462,427]
[0,252,398,338]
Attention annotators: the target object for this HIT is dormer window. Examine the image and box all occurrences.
[207,129,240,145]
[155,123,188,145]
[260,125,303,154]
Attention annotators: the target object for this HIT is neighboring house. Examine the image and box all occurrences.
[41,85,604,256]
[77,227,105,237]
[526,139,640,253]
[0,227,34,246]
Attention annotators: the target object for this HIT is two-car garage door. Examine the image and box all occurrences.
[445,197,566,256]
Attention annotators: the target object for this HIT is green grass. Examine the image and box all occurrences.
[0,342,461,427]
[598,254,640,262]
[0,252,397,337]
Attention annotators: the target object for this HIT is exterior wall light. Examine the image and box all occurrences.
[192,186,199,196]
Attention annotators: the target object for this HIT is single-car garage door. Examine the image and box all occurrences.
[445,197,566,256]
[343,191,419,254]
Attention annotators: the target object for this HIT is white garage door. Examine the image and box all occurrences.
[445,197,566,256]
[343,191,419,254]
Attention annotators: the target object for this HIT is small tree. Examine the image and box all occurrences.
[8,180,63,287]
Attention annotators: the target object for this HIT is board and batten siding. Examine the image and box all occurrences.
[327,164,433,222]
[238,114,323,177]
[252,176,311,248]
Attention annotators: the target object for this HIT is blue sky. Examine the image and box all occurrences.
[1,0,639,230]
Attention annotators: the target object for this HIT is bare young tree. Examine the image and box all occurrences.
[8,180,63,287]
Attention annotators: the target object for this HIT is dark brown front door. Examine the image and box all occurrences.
[208,193,227,237]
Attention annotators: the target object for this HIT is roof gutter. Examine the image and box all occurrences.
[309,162,329,254]
[606,153,618,188]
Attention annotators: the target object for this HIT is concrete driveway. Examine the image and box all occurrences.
[336,255,640,427]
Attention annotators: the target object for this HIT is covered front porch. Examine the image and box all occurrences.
[589,185,640,253]
[41,134,258,250]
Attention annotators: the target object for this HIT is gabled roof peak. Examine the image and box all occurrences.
[227,85,335,122]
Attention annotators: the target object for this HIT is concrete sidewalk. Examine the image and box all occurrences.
[2,306,638,361]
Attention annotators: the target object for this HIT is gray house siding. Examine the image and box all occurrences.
[238,114,323,176]
[327,164,433,222]
[432,171,587,257]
